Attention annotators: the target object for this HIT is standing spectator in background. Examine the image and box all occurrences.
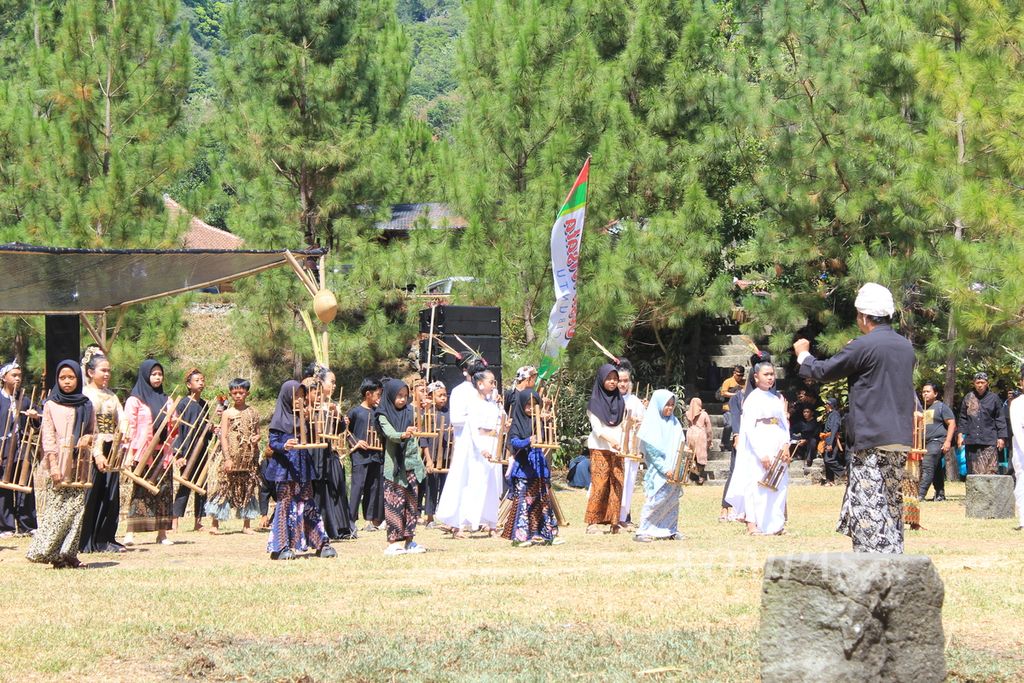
[718,365,744,413]
[919,383,955,502]
[821,398,845,485]
[957,372,1006,475]
[1008,368,1024,531]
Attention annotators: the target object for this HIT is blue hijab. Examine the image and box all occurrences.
[637,389,683,455]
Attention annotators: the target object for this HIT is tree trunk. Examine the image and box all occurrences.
[523,286,535,344]
[944,100,966,482]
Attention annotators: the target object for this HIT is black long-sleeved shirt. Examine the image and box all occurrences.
[798,324,915,451]
[957,389,1006,446]
[824,409,841,447]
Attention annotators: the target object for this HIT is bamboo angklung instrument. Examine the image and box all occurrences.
[531,387,560,451]
[617,413,643,461]
[0,386,38,493]
[103,425,128,473]
[54,433,93,490]
[425,424,453,474]
[484,412,511,465]
[123,395,181,495]
[291,385,328,449]
[904,408,927,528]
[412,402,438,438]
[311,388,346,452]
[758,441,795,491]
[173,405,216,495]
[664,437,694,485]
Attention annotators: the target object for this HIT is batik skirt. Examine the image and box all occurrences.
[837,448,907,554]
[267,481,327,554]
[501,477,557,543]
[585,450,624,526]
[127,471,174,533]
[384,471,419,544]
[26,481,87,564]
[637,481,681,538]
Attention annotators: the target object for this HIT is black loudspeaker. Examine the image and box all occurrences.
[419,334,502,368]
[420,306,502,392]
[424,365,466,392]
[418,305,501,336]
[45,315,81,390]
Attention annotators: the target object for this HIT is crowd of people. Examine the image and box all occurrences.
[1,284,1022,569]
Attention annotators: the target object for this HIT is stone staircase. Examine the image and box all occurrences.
[685,325,823,487]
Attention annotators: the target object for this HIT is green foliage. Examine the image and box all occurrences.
[0,0,197,374]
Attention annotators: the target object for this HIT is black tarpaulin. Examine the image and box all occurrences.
[0,243,324,314]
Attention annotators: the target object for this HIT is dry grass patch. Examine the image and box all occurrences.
[0,481,1020,681]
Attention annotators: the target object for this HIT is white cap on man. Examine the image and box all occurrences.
[854,282,895,317]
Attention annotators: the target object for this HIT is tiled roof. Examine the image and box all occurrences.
[373,203,467,232]
[164,195,245,250]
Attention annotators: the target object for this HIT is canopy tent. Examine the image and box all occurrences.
[0,243,324,314]
[0,243,327,380]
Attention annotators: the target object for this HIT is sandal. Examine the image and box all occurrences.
[585,525,602,535]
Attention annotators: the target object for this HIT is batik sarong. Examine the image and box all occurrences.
[26,482,87,564]
[585,450,623,525]
[267,482,327,554]
[501,478,557,543]
[837,448,907,554]
[383,471,419,544]
[636,481,681,538]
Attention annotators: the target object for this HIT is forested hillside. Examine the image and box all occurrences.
[1,0,1022,396]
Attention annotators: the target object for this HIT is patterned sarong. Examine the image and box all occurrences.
[837,448,907,554]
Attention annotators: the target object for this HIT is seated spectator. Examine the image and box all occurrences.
[790,406,820,466]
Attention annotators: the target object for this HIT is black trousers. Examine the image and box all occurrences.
[721,448,737,509]
[919,440,946,499]
[794,437,818,465]
[0,486,36,533]
[823,443,846,482]
[258,458,274,516]
[172,483,206,520]
[349,460,384,522]
[419,472,447,517]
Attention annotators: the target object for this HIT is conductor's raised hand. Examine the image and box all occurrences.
[793,338,811,356]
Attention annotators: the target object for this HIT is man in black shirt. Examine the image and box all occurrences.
[919,382,955,501]
[794,282,915,554]
[821,398,845,484]
[957,372,1006,475]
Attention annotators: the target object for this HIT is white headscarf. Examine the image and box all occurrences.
[854,282,895,317]
[637,389,683,456]
[0,361,19,383]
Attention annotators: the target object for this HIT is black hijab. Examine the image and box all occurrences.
[588,363,624,427]
[268,380,302,434]
[375,378,413,436]
[130,359,167,425]
[510,389,539,441]
[48,359,94,442]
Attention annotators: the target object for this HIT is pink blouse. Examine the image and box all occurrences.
[124,396,176,465]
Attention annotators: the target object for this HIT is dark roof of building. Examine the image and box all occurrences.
[373,203,467,232]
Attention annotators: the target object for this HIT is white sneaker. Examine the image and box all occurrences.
[160,538,174,546]
[123,534,134,546]
[405,542,427,554]
[383,544,407,556]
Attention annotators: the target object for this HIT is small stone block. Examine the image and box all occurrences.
[965,474,1015,519]
[760,552,945,683]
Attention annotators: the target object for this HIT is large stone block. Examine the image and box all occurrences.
[760,553,945,683]
[965,474,1015,519]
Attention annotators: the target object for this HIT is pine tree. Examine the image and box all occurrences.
[447,0,603,371]
[0,0,196,380]
[213,0,438,376]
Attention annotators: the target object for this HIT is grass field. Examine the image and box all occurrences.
[1,480,1021,682]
